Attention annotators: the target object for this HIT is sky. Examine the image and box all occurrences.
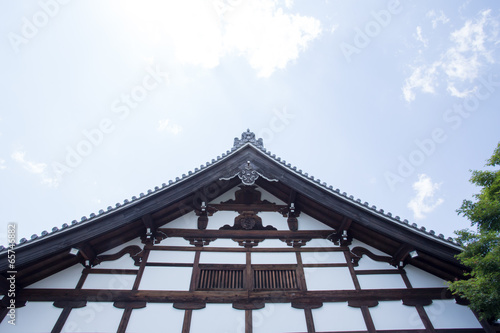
[1,0,499,246]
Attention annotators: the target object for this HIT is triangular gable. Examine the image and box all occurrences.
[1,130,464,286]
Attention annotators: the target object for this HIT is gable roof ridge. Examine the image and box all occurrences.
[0,135,254,251]
[0,130,460,252]
[239,133,461,249]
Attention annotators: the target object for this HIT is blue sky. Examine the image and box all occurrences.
[1,0,499,245]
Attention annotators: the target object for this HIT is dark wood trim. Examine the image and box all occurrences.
[149,245,346,252]
[296,252,307,291]
[245,309,252,333]
[402,299,433,306]
[360,305,376,333]
[233,301,265,310]
[355,269,401,275]
[146,262,194,267]
[348,300,379,308]
[84,268,138,275]
[16,287,453,303]
[304,308,316,333]
[303,263,348,268]
[245,251,252,290]
[51,307,72,333]
[344,250,361,290]
[95,245,142,266]
[0,307,9,324]
[173,302,206,310]
[159,229,333,240]
[415,305,436,332]
[401,268,413,288]
[117,307,132,333]
[113,301,147,309]
[182,309,192,333]
[189,251,201,291]
[132,248,149,290]
[291,300,323,309]
[75,267,88,289]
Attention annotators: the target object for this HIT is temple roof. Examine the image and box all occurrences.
[0,130,464,284]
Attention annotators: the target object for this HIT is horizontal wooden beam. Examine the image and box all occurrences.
[159,228,332,239]
[16,287,452,303]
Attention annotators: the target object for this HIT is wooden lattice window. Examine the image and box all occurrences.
[196,265,299,291]
[253,269,298,290]
[197,268,244,290]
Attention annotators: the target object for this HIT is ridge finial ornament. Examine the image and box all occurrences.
[233,129,264,148]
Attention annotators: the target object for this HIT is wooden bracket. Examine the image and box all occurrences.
[327,217,353,246]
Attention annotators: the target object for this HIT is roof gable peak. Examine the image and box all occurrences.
[233,129,264,149]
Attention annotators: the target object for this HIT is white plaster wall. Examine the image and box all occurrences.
[304,267,355,290]
[148,250,195,263]
[199,251,246,264]
[96,255,139,270]
[204,210,239,230]
[298,213,333,230]
[254,238,287,248]
[83,272,136,290]
[258,211,289,230]
[357,273,407,289]
[350,239,395,270]
[190,304,245,333]
[349,239,390,256]
[158,236,193,247]
[26,264,83,289]
[253,303,307,333]
[139,266,192,290]
[126,303,185,333]
[62,302,123,333]
[99,238,144,256]
[303,238,337,248]
[404,264,448,288]
[370,301,425,330]
[312,302,366,331]
[425,299,482,329]
[96,238,144,269]
[301,250,346,264]
[208,185,286,205]
[161,211,197,229]
[204,238,243,247]
[0,301,62,333]
[208,186,239,204]
[251,252,297,264]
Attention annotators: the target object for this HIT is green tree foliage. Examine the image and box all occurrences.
[449,142,500,321]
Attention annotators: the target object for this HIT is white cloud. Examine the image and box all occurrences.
[407,174,444,220]
[426,10,450,28]
[157,119,183,135]
[11,151,59,187]
[414,26,428,47]
[0,159,6,170]
[403,10,499,101]
[119,0,321,77]
[402,62,440,102]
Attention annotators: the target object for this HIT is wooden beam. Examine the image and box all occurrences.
[17,287,453,303]
[159,229,332,239]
